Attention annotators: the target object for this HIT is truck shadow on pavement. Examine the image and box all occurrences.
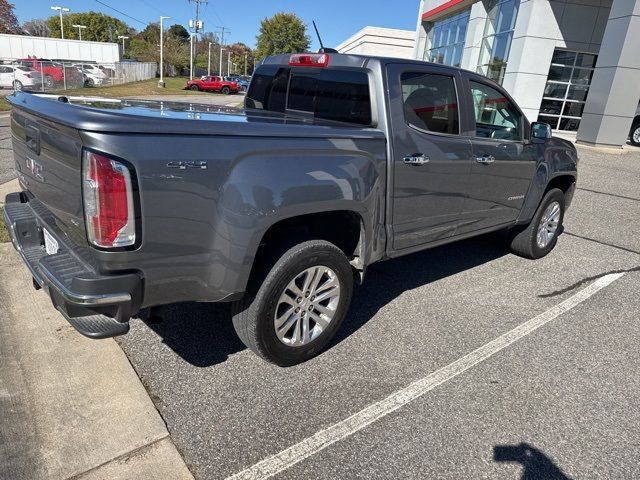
[138,233,509,367]
[493,443,572,479]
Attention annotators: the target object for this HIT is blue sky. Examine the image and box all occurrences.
[14,1,420,49]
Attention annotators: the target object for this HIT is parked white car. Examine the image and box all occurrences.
[74,66,105,87]
[0,65,43,90]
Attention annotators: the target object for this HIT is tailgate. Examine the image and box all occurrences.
[10,106,85,240]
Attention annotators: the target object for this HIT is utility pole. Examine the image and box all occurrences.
[158,16,170,88]
[72,24,86,40]
[208,42,212,76]
[188,0,207,80]
[216,26,230,76]
[51,6,69,39]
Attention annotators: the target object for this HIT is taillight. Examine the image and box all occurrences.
[82,150,136,248]
[24,73,31,78]
[288,53,329,68]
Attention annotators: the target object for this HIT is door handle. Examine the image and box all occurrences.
[403,154,430,165]
[475,154,495,164]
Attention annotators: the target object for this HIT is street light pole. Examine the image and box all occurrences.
[244,53,248,76]
[51,6,70,39]
[158,16,170,88]
[72,24,86,40]
[189,34,194,80]
[227,50,231,76]
[117,35,129,57]
[208,42,212,76]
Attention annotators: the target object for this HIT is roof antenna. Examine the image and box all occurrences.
[312,21,339,54]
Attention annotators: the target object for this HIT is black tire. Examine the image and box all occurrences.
[630,123,640,147]
[232,240,354,366]
[510,188,565,259]
[190,84,200,91]
[221,86,230,95]
[44,75,54,88]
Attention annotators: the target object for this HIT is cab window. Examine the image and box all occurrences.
[469,81,522,140]
[401,72,459,135]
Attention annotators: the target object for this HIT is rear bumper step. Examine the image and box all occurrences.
[3,192,142,339]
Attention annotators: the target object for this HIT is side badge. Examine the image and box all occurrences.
[167,161,208,170]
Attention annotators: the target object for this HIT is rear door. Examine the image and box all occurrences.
[387,63,473,250]
[0,66,12,87]
[457,76,537,234]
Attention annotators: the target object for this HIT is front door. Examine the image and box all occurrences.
[457,77,537,234]
[387,64,473,251]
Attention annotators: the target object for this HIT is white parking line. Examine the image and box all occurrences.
[226,272,624,480]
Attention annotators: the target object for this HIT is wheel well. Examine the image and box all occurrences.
[258,211,363,261]
[545,175,575,195]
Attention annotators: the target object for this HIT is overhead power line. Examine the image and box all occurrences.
[94,0,148,26]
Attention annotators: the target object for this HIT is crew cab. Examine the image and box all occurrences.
[185,75,239,94]
[4,53,577,366]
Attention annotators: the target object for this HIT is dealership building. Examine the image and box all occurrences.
[412,0,640,147]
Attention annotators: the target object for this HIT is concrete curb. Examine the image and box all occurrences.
[0,243,193,480]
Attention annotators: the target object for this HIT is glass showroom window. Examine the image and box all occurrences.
[537,49,597,131]
[477,0,519,84]
[423,9,470,68]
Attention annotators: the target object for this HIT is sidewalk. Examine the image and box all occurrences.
[0,243,193,480]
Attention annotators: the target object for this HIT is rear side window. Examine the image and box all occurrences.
[401,72,459,135]
[246,65,372,126]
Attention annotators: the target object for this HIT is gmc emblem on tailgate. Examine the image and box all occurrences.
[25,157,44,182]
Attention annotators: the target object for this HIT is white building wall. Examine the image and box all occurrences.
[414,0,612,121]
[336,27,416,59]
[0,34,120,63]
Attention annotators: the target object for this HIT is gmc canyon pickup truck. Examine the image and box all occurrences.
[4,53,578,366]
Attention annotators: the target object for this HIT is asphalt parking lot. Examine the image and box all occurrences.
[113,146,640,479]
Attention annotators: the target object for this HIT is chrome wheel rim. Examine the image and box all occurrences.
[274,265,340,347]
[536,201,561,248]
[633,126,640,144]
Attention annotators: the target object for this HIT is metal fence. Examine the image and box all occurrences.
[0,58,157,93]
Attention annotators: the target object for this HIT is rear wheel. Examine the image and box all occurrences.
[190,84,200,91]
[509,188,565,259]
[44,75,54,88]
[630,123,640,147]
[221,86,231,95]
[12,80,23,91]
[232,240,353,366]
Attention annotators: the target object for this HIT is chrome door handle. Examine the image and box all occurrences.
[475,154,495,164]
[403,154,430,165]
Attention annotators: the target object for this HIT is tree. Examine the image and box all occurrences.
[0,0,21,34]
[22,18,51,37]
[168,24,189,43]
[46,11,132,42]
[229,42,255,75]
[255,13,310,61]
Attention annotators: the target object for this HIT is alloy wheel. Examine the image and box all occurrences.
[536,201,561,248]
[274,265,341,346]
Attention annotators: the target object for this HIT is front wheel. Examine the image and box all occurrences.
[232,240,353,366]
[190,84,200,91]
[630,123,640,147]
[221,86,231,95]
[509,188,565,259]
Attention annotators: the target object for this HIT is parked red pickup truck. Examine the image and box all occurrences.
[185,75,239,94]
[18,57,83,88]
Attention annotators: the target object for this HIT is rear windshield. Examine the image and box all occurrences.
[246,65,372,126]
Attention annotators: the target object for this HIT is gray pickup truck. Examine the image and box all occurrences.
[4,53,577,365]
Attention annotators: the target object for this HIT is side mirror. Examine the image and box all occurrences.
[531,122,552,141]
